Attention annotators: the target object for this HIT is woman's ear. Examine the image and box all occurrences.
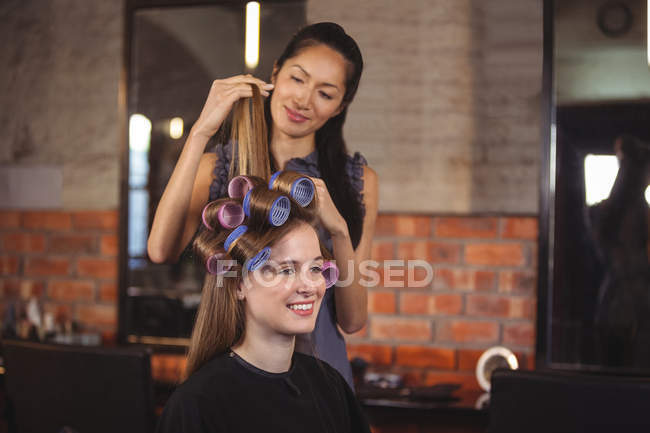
[333,101,347,117]
[271,62,279,85]
[237,281,246,301]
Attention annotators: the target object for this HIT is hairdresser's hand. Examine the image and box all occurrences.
[310,177,349,238]
[191,74,274,139]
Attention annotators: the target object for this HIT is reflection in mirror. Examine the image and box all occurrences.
[123,3,305,345]
[545,0,650,372]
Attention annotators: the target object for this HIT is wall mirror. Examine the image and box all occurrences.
[119,0,306,346]
[118,0,542,349]
[538,0,650,374]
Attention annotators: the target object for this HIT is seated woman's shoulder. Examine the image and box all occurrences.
[174,352,232,395]
[293,352,343,382]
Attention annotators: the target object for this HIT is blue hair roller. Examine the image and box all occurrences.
[243,190,290,226]
[269,171,315,207]
[224,225,248,252]
[243,190,253,217]
[268,171,283,189]
[290,177,315,207]
[247,247,271,271]
[269,196,290,226]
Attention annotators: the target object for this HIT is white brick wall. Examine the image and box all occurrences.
[308,0,542,213]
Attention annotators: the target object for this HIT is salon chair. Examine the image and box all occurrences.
[488,368,650,433]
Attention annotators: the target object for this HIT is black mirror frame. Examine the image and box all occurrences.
[535,0,555,370]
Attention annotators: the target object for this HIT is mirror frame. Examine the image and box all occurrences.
[535,0,554,371]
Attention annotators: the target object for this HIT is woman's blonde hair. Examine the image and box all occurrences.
[230,84,271,180]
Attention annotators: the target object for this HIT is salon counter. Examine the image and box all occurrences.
[361,388,488,433]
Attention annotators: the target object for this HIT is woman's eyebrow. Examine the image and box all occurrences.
[275,256,324,266]
[290,65,340,90]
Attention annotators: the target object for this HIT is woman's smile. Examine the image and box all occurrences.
[284,106,310,123]
[287,301,315,316]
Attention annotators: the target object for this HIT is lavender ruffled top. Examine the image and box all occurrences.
[208,141,367,389]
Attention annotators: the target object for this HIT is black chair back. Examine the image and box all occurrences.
[3,339,155,433]
[488,368,650,433]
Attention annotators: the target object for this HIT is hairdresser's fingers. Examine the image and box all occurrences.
[227,82,271,100]
[309,177,327,190]
[309,177,331,202]
[224,75,273,90]
[237,76,275,93]
[226,82,271,100]
[237,77,274,94]
[193,82,250,137]
[308,177,347,234]
[195,77,271,138]
[211,80,269,100]
[225,83,254,99]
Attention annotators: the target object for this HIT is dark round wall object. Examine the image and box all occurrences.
[597,1,634,37]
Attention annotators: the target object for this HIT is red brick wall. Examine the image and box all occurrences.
[1,211,537,387]
[0,210,119,341]
[345,215,538,390]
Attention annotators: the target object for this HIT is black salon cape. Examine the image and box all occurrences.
[155,351,371,433]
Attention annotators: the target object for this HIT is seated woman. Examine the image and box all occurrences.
[156,176,371,433]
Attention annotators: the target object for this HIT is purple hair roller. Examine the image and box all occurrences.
[228,175,255,199]
[217,202,245,229]
[201,204,213,230]
[202,201,245,230]
[322,261,339,289]
[242,191,291,226]
[206,252,233,275]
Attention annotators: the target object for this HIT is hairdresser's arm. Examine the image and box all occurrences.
[147,144,214,263]
[147,75,272,263]
[315,167,378,333]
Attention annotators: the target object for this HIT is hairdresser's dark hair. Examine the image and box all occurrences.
[266,22,365,248]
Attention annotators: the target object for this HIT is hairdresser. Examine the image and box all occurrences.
[148,22,378,388]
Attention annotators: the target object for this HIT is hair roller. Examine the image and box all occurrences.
[224,225,271,271]
[268,171,316,208]
[206,251,234,275]
[202,200,245,230]
[228,175,266,199]
[247,247,271,272]
[322,261,339,289]
[224,225,248,252]
[242,186,291,227]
